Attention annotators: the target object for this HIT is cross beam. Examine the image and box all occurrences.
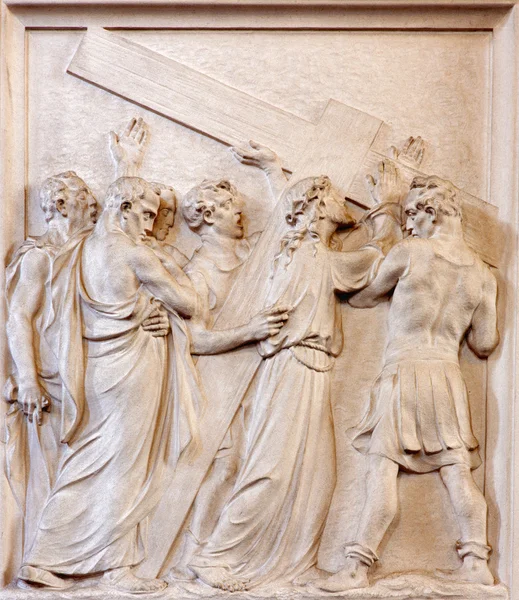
[68,29,500,267]
[66,29,503,577]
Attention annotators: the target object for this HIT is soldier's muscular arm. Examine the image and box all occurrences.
[349,242,410,308]
[467,270,499,358]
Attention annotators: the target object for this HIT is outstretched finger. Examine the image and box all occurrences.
[124,118,136,137]
[230,147,254,161]
[416,145,425,166]
[108,131,118,149]
[388,145,399,160]
[138,128,148,146]
[131,117,144,139]
[402,136,414,156]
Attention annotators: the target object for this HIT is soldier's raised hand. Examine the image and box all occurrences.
[366,159,407,206]
[389,135,425,169]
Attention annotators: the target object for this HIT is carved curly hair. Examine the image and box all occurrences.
[181,179,238,231]
[39,171,94,222]
[410,175,462,220]
[273,175,335,270]
[104,177,160,211]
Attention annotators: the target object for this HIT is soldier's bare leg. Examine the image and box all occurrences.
[438,464,493,585]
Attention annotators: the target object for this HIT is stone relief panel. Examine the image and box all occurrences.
[0,25,509,600]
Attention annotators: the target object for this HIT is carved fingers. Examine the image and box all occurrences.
[249,304,291,341]
[365,159,407,206]
[230,140,280,171]
[109,117,149,175]
[389,135,425,169]
[142,308,170,337]
[18,383,51,425]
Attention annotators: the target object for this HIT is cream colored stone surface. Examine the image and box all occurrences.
[1,4,518,599]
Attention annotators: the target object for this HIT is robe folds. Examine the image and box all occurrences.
[24,235,202,575]
[194,239,383,586]
[4,236,70,554]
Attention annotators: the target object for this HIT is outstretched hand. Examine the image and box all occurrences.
[365,159,408,206]
[230,140,281,171]
[109,117,149,176]
[389,135,425,169]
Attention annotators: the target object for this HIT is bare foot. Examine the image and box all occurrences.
[313,558,369,592]
[436,557,494,586]
[293,566,324,585]
[101,567,167,594]
[166,564,196,582]
[17,565,74,590]
[191,564,248,592]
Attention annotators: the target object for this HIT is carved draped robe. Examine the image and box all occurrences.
[193,238,384,587]
[4,237,63,553]
[23,235,201,575]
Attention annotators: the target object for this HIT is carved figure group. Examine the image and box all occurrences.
[3,118,499,595]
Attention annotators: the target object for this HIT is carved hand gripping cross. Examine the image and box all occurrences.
[67,29,500,577]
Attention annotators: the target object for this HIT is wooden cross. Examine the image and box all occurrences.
[67,29,501,577]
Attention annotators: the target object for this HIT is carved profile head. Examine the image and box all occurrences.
[275,176,354,267]
[104,177,161,242]
[181,179,245,239]
[150,182,177,242]
[405,175,462,239]
[40,171,99,228]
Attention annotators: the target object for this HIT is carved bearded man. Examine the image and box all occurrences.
[317,176,499,592]
[190,174,403,591]
[5,172,99,553]
[19,177,202,594]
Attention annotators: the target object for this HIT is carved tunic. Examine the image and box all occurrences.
[352,242,488,473]
[194,239,383,586]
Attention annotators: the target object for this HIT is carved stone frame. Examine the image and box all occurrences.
[0,0,518,594]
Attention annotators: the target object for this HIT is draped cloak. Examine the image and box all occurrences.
[194,239,384,587]
[4,236,68,554]
[23,235,202,575]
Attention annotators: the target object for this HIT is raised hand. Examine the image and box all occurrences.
[247,304,291,342]
[230,140,281,172]
[142,307,170,338]
[389,135,425,169]
[109,117,149,177]
[365,159,407,206]
[18,381,50,425]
